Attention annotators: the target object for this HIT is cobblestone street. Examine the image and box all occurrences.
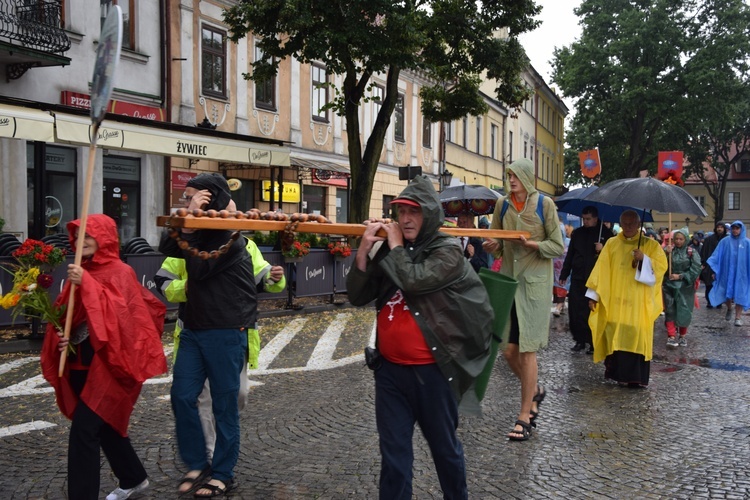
[1,290,749,499]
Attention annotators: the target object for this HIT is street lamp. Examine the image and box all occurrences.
[441,169,454,190]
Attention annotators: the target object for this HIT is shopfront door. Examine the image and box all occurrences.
[103,155,141,244]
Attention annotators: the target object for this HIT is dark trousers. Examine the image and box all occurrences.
[568,280,593,345]
[68,371,146,499]
[374,359,467,500]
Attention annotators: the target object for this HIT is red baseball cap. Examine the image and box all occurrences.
[389,198,420,207]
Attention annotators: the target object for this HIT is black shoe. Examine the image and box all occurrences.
[571,342,586,352]
[586,345,594,355]
[706,303,714,309]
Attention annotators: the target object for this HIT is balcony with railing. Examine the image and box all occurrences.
[0,0,71,80]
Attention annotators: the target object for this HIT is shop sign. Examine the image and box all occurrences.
[312,169,348,187]
[261,180,301,203]
[61,91,165,121]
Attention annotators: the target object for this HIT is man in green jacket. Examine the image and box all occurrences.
[484,158,564,441]
[347,175,493,500]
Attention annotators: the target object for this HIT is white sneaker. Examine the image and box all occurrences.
[678,336,687,347]
[735,318,743,327]
[666,337,678,347]
[106,479,149,500]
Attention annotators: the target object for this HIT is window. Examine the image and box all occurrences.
[740,158,750,173]
[201,25,226,98]
[476,117,481,153]
[311,63,329,122]
[394,93,405,142]
[422,117,431,148]
[728,192,741,210]
[372,84,384,116]
[462,117,468,148]
[383,195,395,219]
[524,140,527,159]
[446,121,452,142]
[101,1,135,50]
[491,124,498,160]
[508,131,513,162]
[254,44,276,111]
[530,145,534,162]
[695,195,705,208]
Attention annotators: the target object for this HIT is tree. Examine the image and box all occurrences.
[224,0,540,223]
[681,0,750,224]
[553,0,750,192]
[553,0,690,183]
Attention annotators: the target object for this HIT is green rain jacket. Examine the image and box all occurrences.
[663,228,702,327]
[489,158,564,352]
[347,175,494,414]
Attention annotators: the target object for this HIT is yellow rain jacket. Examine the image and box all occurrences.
[586,232,667,363]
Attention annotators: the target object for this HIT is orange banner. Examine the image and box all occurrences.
[579,149,601,178]
[657,151,683,183]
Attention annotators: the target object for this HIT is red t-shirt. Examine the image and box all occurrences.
[377,289,435,365]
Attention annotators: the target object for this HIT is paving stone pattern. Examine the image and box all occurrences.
[1,290,749,499]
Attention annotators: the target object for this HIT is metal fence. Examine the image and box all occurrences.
[0,249,357,329]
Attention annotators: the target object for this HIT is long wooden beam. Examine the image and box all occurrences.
[156,215,529,240]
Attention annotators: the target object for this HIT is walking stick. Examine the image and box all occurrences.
[59,6,123,377]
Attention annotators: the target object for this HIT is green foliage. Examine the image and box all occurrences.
[223,0,541,223]
[553,0,750,195]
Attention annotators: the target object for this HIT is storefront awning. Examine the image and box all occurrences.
[0,104,54,142]
[53,112,290,167]
[290,155,350,174]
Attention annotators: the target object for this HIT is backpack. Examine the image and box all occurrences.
[499,193,546,226]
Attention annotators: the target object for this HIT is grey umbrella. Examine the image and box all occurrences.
[584,177,708,217]
[439,184,500,216]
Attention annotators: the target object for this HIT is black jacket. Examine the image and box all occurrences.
[560,223,614,284]
[159,229,257,329]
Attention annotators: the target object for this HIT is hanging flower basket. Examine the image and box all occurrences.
[282,240,310,263]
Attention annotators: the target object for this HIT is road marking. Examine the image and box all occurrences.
[0,356,39,375]
[257,317,306,370]
[0,374,53,398]
[0,421,56,438]
[307,313,348,369]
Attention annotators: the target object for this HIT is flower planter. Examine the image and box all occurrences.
[284,256,304,263]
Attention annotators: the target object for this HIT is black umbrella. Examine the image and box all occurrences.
[584,177,708,217]
[439,184,500,216]
[555,186,654,223]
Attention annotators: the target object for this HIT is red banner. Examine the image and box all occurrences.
[578,149,601,178]
[657,151,683,184]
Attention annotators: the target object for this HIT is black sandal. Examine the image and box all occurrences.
[507,420,532,441]
[177,467,211,495]
[194,478,235,498]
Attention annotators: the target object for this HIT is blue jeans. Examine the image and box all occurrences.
[375,359,467,500]
[171,328,247,482]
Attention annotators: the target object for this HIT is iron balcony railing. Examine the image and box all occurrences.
[0,0,70,53]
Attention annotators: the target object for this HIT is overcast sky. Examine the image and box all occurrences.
[517,0,582,110]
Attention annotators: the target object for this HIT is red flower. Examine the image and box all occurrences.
[37,273,54,289]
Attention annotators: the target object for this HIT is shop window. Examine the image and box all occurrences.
[103,155,141,243]
[27,144,78,238]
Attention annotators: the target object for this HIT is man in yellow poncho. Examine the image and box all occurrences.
[586,210,667,387]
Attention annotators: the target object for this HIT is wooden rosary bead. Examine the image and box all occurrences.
[175,208,188,217]
[219,210,230,218]
[189,247,199,257]
[198,251,210,260]
[206,209,218,218]
[191,209,204,217]
[178,240,190,250]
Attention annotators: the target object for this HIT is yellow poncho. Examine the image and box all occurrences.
[586,232,667,363]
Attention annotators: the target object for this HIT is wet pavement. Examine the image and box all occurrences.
[1,288,750,499]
